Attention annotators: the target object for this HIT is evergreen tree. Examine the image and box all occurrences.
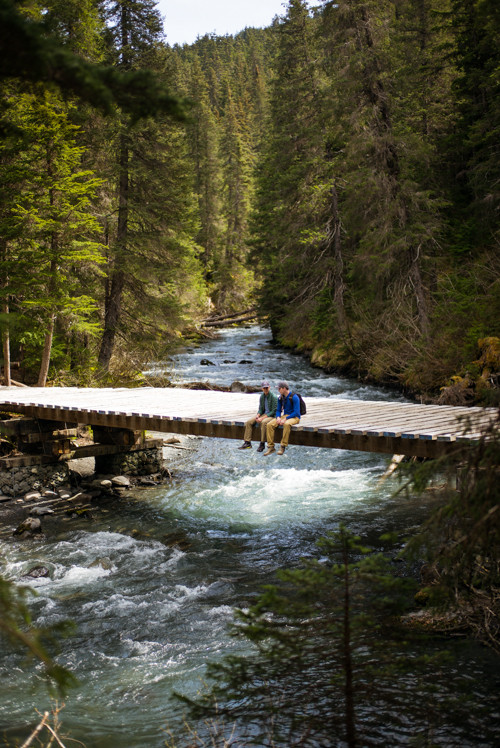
[0,80,27,385]
[4,89,104,385]
[97,0,205,369]
[449,0,500,242]
[319,0,437,346]
[185,57,223,281]
[40,0,104,59]
[0,0,186,123]
[403,412,500,651]
[170,28,273,313]
[217,87,254,310]
[180,528,418,747]
[252,0,326,339]
[0,575,76,694]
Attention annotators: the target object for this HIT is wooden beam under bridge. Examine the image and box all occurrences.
[0,386,497,460]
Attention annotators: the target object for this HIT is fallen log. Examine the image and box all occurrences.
[196,327,219,338]
[202,307,257,324]
[7,378,28,387]
[173,380,259,393]
[202,312,260,328]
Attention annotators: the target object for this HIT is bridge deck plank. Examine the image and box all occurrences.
[0,387,496,458]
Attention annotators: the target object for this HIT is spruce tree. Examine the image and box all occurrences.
[179,527,417,747]
[252,0,326,339]
[96,0,205,369]
[185,57,223,281]
[170,29,271,313]
[217,87,254,310]
[449,0,500,242]
[4,89,104,385]
[0,0,185,122]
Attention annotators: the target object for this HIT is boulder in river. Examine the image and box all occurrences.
[90,478,112,490]
[111,475,131,487]
[230,380,248,392]
[13,516,42,538]
[24,491,42,502]
[21,565,50,579]
[29,506,55,516]
[138,477,157,486]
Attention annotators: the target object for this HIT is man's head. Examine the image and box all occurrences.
[261,380,270,392]
[277,380,289,394]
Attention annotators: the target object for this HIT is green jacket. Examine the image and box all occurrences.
[258,390,278,417]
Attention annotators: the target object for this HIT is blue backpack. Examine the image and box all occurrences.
[280,391,306,415]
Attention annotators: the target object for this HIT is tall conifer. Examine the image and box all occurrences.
[3,90,104,385]
[252,0,325,337]
[97,0,204,369]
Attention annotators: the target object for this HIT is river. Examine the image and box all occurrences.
[0,326,498,746]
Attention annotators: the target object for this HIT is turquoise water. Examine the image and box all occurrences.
[1,327,498,746]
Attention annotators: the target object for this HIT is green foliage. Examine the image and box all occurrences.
[94,3,209,369]
[2,0,499,393]
[449,0,500,239]
[0,0,187,124]
[247,0,499,399]
[178,526,419,746]
[0,574,77,695]
[169,28,273,312]
[1,87,105,383]
[401,412,500,651]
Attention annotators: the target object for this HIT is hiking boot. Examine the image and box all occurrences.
[256,442,266,452]
[277,446,286,455]
[263,446,275,456]
[238,441,252,450]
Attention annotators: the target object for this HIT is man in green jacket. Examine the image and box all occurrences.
[238,381,279,452]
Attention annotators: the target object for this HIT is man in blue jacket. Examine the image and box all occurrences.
[238,380,279,451]
[264,381,301,456]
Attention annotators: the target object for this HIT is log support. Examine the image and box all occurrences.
[0,416,163,479]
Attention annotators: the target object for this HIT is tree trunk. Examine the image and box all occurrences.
[326,182,348,335]
[98,268,126,369]
[37,312,55,387]
[98,131,129,371]
[1,240,11,385]
[342,532,356,748]
[409,244,430,337]
[37,249,57,387]
[2,301,11,386]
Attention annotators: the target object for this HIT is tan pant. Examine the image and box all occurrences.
[244,416,274,442]
[266,417,300,448]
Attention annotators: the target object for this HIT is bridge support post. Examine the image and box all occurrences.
[0,416,165,499]
[0,416,76,496]
[95,445,163,476]
[90,426,163,475]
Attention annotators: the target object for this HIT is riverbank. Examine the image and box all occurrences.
[271,330,500,407]
[179,320,499,406]
[0,433,198,540]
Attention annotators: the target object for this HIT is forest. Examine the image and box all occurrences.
[0,3,499,745]
[0,0,499,403]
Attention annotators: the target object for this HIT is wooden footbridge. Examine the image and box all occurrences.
[0,386,497,460]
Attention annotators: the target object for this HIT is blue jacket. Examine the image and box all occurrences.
[276,392,301,420]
